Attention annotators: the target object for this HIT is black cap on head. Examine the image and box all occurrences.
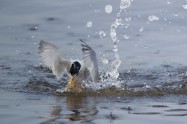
[69,61,81,76]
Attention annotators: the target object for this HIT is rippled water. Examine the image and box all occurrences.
[0,0,187,123]
[1,90,187,124]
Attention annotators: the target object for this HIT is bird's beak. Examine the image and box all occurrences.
[68,76,74,89]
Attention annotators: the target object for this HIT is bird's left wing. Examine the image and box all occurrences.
[80,39,100,82]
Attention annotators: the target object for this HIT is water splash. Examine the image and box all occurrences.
[108,0,132,80]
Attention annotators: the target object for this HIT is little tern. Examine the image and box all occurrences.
[38,39,100,92]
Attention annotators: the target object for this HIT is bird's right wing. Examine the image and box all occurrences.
[80,39,100,82]
[38,40,71,78]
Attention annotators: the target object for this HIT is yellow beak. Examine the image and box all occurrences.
[68,76,74,89]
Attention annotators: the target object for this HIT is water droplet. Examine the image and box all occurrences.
[86,21,93,28]
[173,13,178,17]
[125,17,131,22]
[167,1,171,4]
[123,34,130,39]
[94,10,100,13]
[110,31,117,40]
[148,15,159,22]
[29,26,38,31]
[105,5,113,14]
[124,24,129,28]
[139,27,144,32]
[99,30,106,38]
[145,84,151,89]
[113,48,118,52]
[31,35,35,38]
[137,15,141,18]
[177,29,181,32]
[182,3,187,9]
[120,0,131,10]
[102,59,109,64]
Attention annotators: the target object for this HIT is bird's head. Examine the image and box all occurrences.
[69,61,81,76]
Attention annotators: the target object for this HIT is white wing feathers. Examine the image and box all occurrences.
[38,40,70,78]
[80,39,100,82]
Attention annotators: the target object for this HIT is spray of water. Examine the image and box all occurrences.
[108,0,132,80]
[56,0,133,93]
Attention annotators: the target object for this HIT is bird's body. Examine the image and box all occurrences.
[38,40,100,92]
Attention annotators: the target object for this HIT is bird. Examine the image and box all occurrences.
[38,39,100,92]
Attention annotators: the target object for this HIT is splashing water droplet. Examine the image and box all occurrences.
[139,27,144,32]
[125,17,131,22]
[110,30,117,41]
[123,34,130,39]
[182,3,187,9]
[86,21,93,28]
[113,48,118,52]
[148,15,159,22]
[173,13,178,17]
[102,59,109,64]
[31,35,35,39]
[120,0,132,9]
[99,30,106,38]
[167,1,171,4]
[105,5,113,14]
[177,29,181,32]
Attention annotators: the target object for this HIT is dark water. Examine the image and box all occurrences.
[1,0,187,123]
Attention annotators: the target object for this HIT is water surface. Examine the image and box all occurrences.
[0,0,187,123]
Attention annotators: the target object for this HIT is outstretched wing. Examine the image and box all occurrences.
[38,40,71,78]
[80,39,100,82]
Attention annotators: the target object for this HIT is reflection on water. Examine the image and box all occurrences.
[40,97,62,124]
[0,90,187,124]
[41,95,98,124]
[66,95,85,109]
[39,94,187,124]
[66,95,98,123]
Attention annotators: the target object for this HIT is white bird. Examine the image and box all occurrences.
[38,39,100,92]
